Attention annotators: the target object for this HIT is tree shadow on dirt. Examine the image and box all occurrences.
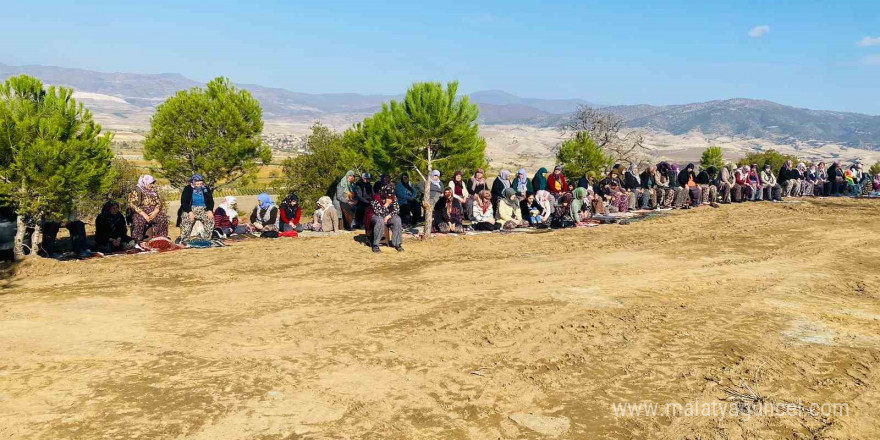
[0,261,17,293]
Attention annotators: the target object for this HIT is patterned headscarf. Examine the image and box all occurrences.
[137,175,157,196]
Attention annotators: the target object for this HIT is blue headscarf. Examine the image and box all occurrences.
[257,193,274,210]
[191,173,206,194]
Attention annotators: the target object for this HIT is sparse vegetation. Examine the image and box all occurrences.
[737,149,800,173]
[555,132,613,179]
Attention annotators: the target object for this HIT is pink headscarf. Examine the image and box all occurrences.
[137,175,157,195]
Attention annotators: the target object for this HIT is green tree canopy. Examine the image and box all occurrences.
[276,123,372,213]
[699,146,724,170]
[555,132,613,179]
[144,77,271,188]
[347,81,487,236]
[0,74,115,258]
[737,149,800,173]
[869,161,880,175]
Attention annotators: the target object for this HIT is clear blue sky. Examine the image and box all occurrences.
[1,0,878,114]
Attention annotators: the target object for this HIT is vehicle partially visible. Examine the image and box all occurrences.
[0,207,16,261]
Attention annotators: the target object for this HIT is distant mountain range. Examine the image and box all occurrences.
[2,62,878,149]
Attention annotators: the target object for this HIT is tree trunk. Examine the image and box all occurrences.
[422,144,433,239]
[13,215,27,260]
[32,223,42,257]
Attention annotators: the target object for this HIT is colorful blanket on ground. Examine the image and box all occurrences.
[141,237,183,252]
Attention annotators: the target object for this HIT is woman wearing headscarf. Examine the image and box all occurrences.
[797,163,813,197]
[395,172,422,226]
[815,162,828,196]
[747,163,763,201]
[806,164,822,196]
[826,161,844,196]
[177,173,214,244]
[497,188,526,229]
[733,165,749,202]
[448,170,470,206]
[432,187,464,233]
[334,170,357,230]
[372,174,392,193]
[570,187,595,222]
[533,167,549,192]
[550,192,575,229]
[696,166,719,207]
[654,163,676,209]
[677,163,701,207]
[95,200,133,253]
[624,164,647,210]
[369,184,403,252]
[428,170,444,208]
[354,172,374,228]
[279,192,302,232]
[250,193,279,235]
[303,196,338,233]
[128,174,169,242]
[715,164,734,204]
[491,169,512,213]
[471,190,497,231]
[468,168,489,195]
[639,165,659,209]
[213,196,243,237]
[511,169,533,200]
[598,169,628,213]
[546,165,568,196]
[535,190,555,224]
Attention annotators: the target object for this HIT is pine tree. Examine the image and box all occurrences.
[0,75,115,259]
[700,146,725,170]
[355,81,487,237]
[555,132,613,180]
[144,77,271,189]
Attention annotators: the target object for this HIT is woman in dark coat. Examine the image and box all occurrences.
[95,201,133,252]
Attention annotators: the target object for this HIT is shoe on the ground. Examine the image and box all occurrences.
[394,246,404,252]
[77,250,95,258]
[710,203,719,208]
[371,246,381,253]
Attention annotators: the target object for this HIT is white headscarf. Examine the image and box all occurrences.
[218,196,238,221]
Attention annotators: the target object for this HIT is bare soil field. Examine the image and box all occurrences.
[1,199,880,439]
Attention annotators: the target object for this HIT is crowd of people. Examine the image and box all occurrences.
[22,159,880,257]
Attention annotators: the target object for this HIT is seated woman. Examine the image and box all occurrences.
[535,190,556,223]
[368,185,403,252]
[129,174,169,242]
[432,187,464,233]
[491,169,512,213]
[747,164,763,201]
[395,173,422,226]
[95,201,133,253]
[696,167,719,206]
[303,196,338,232]
[797,163,813,197]
[497,188,527,229]
[677,163,702,207]
[466,169,489,221]
[654,163,676,208]
[550,192,576,229]
[178,173,214,244]
[570,187,597,222]
[471,190,497,231]
[279,192,302,232]
[249,193,280,235]
[512,169,533,201]
[806,165,822,196]
[448,170,470,208]
[598,170,628,213]
[213,196,246,237]
[624,164,647,210]
[519,192,545,226]
[844,170,861,196]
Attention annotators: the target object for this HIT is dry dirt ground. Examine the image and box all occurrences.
[1,199,880,439]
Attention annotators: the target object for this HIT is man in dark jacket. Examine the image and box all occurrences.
[178,173,215,244]
[353,172,374,228]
